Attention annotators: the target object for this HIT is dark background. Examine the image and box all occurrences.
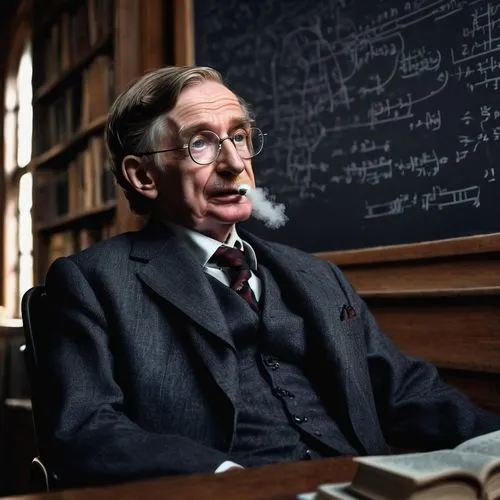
[195,0,500,252]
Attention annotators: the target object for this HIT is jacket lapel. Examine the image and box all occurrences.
[130,223,239,410]
[131,222,234,350]
[242,230,386,454]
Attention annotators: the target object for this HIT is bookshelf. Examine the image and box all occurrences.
[0,1,166,494]
[30,0,116,283]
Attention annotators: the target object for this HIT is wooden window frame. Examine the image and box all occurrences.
[2,0,33,318]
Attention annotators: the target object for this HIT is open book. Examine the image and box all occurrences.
[297,429,500,500]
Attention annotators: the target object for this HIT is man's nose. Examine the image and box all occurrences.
[215,138,245,174]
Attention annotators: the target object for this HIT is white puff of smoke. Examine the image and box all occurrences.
[237,185,288,229]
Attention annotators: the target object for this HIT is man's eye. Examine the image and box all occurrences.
[191,138,207,149]
[233,133,246,144]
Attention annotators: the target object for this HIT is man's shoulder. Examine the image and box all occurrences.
[73,231,134,262]
[262,238,318,261]
[241,229,336,270]
[45,230,147,293]
[241,228,317,258]
[47,231,137,281]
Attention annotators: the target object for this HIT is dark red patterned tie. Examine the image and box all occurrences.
[210,246,259,312]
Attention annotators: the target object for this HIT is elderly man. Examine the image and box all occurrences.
[44,66,500,487]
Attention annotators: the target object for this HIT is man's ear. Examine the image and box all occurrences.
[121,155,158,200]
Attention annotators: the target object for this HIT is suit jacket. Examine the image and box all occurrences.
[44,221,500,486]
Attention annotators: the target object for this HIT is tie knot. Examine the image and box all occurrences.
[208,244,259,312]
[210,245,249,270]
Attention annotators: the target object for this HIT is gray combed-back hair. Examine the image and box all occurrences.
[105,66,224,214]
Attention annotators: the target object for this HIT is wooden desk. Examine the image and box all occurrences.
[1,457,357,500]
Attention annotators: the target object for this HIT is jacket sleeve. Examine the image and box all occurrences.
[44,256,230,486]
[330,263,500,451]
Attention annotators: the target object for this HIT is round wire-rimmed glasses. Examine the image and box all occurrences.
[134,127,266,165]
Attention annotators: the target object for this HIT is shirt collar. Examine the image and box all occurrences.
[165,223,258,270]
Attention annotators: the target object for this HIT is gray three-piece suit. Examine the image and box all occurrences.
[44,221,500,486]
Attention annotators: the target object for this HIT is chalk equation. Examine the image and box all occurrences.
[365,184,480,219]
[331,149,449,185]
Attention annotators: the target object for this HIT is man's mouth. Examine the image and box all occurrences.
[211,188,244,202]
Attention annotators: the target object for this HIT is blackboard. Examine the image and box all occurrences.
[194,0,500,253]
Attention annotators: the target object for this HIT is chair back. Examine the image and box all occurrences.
[21,285,56,490]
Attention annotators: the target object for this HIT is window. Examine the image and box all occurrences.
[3,40,33,318]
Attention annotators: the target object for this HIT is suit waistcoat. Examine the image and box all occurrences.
[207,263,361,467]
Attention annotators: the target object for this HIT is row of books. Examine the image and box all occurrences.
[47,223,115,266]
[33,55,114,155]
[33,0,114,90]
[34,135,116,227]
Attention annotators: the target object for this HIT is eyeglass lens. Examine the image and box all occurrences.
[188,127,264,165]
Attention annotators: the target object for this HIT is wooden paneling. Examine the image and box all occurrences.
[140,0,165,73]
[173,0,194,65]
[331,239,500,415]
[114,0,165,84]
[368,296,500,373]
[112,0,165,237]
[114,0,141,93]
[344,255,500,295]
[322,233,500,265]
